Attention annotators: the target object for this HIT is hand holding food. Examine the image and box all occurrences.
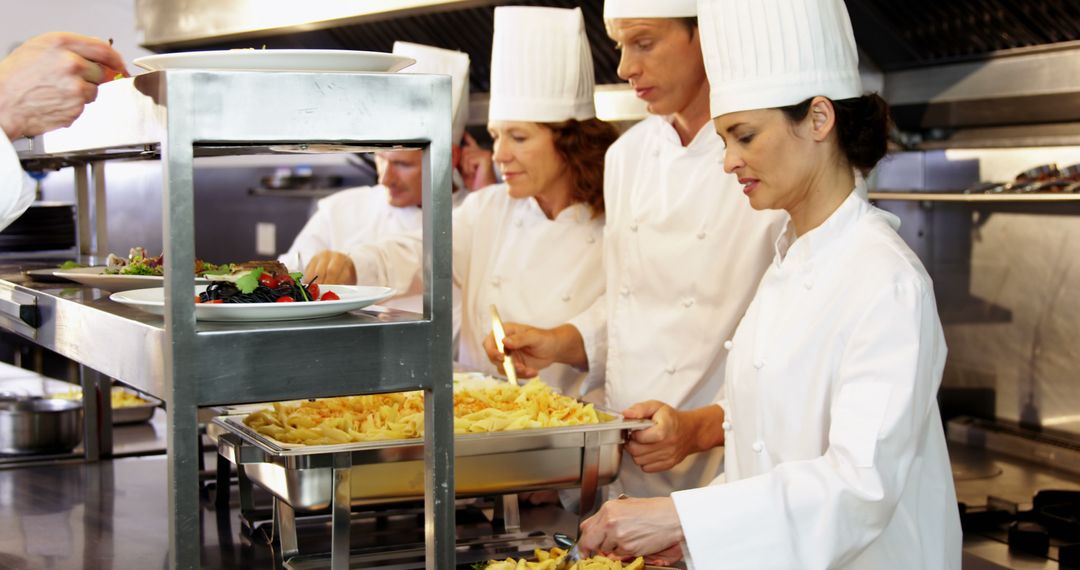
[0,32,128,139]
[623,401,726,473]
[578,497,684,562]
[304,250,357,285]
[483,322,568,378]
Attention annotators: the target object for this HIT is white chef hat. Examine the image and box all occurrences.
[488,6,595,123]
[393,41,471,143]
[604,0,696,19]
[698,0,863,118]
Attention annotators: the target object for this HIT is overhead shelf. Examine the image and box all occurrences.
[869,192,1080,202]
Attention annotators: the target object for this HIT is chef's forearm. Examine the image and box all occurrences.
[688,404,726,453]
[552,323,589,370]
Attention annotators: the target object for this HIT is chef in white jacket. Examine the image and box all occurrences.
[577,0,963,568]
[484,0,785,499]
[0,32,127,232]
[283,42,474,314]
[342,6,620,396]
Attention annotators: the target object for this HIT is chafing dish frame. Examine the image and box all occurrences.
[211,413,649,568]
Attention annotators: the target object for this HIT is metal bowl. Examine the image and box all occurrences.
[0,398,83,455]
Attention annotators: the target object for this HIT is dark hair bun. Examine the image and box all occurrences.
[832,93,891,173]
[780,93,892,174]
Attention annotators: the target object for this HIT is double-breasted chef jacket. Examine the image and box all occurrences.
[351,184,604,396]
[569,114,786,498]
[0,136,37,233]
[672,186,962,569]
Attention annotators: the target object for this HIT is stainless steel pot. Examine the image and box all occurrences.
[0,398,83,454]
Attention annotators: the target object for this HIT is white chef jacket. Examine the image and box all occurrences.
[672,188,962,569]
[351,184,605,395]
[279,185,430,314]
[0,136,37,233]
[568,115,785,497]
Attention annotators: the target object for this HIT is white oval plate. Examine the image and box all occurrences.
[133,50,415,73]
[53,266,212,292]
[109,285,395,322]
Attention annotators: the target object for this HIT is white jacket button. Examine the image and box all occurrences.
[721,421,732,431]
[753,360,765,370]
[561,294,571,302]
[492,276,501,287]
[804,280,814,290]
[587,235,596,244]
[697,231,706,240]
[665,365,676,374]
[515,218,523,228]
[752,441,764,453]
[630,223,639,232]
[620,287,630,297]
[682,298,694,308]
[723,340,733,350]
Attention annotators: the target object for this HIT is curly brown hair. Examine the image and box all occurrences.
[545,118,621,217]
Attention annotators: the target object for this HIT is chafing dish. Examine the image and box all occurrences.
[211,409,649,569]
[211,411,648,511]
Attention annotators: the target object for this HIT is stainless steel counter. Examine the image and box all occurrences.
[0,453,577,570]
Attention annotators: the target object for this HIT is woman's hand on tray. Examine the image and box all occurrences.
[623,401,726,473]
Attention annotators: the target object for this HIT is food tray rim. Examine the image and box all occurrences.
[212,408,650,459]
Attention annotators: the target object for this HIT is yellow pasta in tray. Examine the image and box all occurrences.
[243,376,602,446]
[483,548,644,570]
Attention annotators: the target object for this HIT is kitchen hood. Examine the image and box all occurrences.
[136,0,1080,137]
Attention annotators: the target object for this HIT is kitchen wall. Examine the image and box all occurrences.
[875,147,1080,435]
[2,0,150,68]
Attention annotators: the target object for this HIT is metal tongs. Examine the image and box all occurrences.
[552,532,583,570]
[489,305,518,385]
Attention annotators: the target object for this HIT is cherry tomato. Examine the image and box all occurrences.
[276,296,295,303]
[320,291,340,301]
[307,282,320,299]
[194,296,203,304]
[208,299,225,304]
[258,273,278,289]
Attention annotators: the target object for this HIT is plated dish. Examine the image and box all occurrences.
[133,49,415,73]
[53,266,213,291]
[109,284,394,322]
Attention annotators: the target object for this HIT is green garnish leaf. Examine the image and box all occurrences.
[236,268,263,294]
[58,261,86,270]
[287,272,311,301]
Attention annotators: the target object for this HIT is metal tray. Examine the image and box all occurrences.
[211,412,649,511]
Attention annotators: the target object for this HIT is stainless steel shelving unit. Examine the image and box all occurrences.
[869,191,1080,202]
[6,70,456,569]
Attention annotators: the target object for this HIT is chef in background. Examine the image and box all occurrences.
[335,6,620,398]
[283,42,479,317]
[0,32,127,231]
[576,0,962,567]
[484,0,784,500]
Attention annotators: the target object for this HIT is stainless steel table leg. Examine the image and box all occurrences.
[274,497,299,562]
[495,494,521,534]
[73,164,91,257]
[578,431,602,526]
[331,453,353,570]
[91,161,108,257]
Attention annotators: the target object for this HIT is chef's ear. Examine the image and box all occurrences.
[808,96,837,142]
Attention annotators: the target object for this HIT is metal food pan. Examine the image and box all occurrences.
[211,412,648,512]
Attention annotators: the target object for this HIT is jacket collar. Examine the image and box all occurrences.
[654,115,718,153]
[772,177,884,270]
